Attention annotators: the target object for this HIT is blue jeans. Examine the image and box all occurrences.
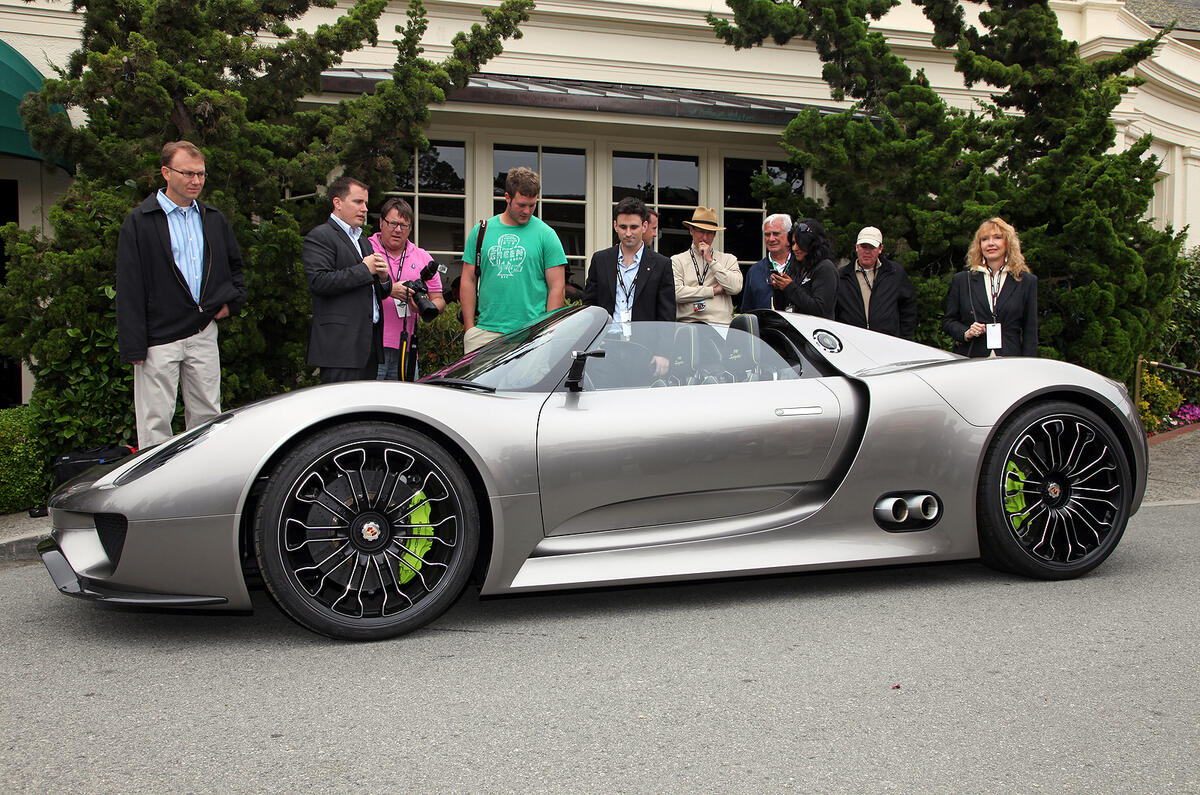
[376,346,419,381]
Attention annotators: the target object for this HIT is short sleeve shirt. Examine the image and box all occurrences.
[463,214,566,335]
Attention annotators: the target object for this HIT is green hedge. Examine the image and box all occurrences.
[0,405,49,513]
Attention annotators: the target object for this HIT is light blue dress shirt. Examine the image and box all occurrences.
[615,244,644,320]
[156,190,204,303]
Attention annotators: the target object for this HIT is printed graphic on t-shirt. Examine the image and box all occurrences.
[490,233,527,278]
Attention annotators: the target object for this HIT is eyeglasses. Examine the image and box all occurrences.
[794,223,811,234]
[165,166,207,180]
[380,218,412,231]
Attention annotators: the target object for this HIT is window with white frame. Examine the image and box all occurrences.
[612,151,700,256]
[722,157,805,264]
[388,140,468,266]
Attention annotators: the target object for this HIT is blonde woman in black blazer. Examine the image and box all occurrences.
[942,217,1038,357]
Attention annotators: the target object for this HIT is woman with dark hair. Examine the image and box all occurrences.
[942,216,1037,357]
[770,218,837,319]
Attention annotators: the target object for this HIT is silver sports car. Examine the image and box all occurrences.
[38,306,1147,640]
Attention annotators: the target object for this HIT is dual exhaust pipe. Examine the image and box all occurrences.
[874,493,941,532]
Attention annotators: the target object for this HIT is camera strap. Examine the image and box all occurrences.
[473,218,488,286]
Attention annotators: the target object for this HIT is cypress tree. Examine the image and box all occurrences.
[711,0,1182,375]
[0,0,533,454]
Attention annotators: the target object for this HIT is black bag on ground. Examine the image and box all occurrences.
[53,445,136,485]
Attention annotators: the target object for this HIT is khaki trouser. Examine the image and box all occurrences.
[463,325,504,354]
[133,321,221,447]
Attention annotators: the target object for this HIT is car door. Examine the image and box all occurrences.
[535,322,844,537]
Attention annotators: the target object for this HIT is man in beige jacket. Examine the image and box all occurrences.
[670,206,743,324]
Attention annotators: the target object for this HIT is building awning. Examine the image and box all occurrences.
[321,71,831,127]
[0,39,50,161]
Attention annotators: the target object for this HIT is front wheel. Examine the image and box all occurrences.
[255,422,479,640]
[977,401,1131,579]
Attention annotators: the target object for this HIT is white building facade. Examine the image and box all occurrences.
[2,0,1199,399]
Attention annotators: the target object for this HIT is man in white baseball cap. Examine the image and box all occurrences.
[834,225,917,338]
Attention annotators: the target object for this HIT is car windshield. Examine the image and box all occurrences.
[427,307,606,392]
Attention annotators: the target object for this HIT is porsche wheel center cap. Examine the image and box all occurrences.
[1044,479,1067,506]
[349,512,391,552]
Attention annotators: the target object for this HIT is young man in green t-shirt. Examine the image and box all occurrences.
[461,167,567,353]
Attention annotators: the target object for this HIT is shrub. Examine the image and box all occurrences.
[419,303,467,376]
[0,405,49,513]
[1138,369,1184,434]
[1147,246,1200,403]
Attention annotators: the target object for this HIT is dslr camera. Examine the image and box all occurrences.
[401,261,446,323]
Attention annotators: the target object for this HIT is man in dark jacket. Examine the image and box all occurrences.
[116,141,247,448]
[835,226,917,339]
[303,177,393,383]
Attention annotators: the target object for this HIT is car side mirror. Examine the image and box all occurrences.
[565,349,606,392]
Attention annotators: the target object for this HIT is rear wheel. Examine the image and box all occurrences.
[978,401,1131,579]
[255,422,479,640]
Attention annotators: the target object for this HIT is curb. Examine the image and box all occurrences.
[0,533,44,564]
[1147,421,1200,447]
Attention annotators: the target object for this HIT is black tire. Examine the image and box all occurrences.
[254,422,479,640]
[977,401,1131,579]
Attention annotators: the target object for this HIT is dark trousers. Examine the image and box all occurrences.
[319,319,382,383]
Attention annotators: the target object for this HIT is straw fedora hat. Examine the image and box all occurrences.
[683,206,725,231]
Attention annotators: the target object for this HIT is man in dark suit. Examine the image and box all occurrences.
[303,177,393,383]
[583,196,675,376]
[584,196,675,323]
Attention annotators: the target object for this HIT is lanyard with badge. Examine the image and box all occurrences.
[984,269,1003,350]
[384,246,408,319]
[689,250,709,313]
[615,256,640,334]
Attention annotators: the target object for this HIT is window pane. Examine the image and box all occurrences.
[658,154,699,206]
[494,198,506,217]
[613,151,654,202]
[542,147,586,200]
[419,141,466,195]
[725,210,763,263]
[724,158,760,208]
[656,206,694,257]
[765,159,804,195]
[564,257,586,299]
[395,158,415,192]
[540,202,585,259]
[494,145,538,196]
[414,196,465,258]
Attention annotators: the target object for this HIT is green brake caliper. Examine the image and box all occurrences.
[397,491,435,584]
[1003,460,1027,530]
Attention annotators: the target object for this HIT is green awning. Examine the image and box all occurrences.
[0,39,50,161]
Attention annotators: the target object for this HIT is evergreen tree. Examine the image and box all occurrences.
[710,0,1182,377]
[0,0,533,455]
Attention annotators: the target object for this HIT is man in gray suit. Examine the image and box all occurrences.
[303,177,392,382]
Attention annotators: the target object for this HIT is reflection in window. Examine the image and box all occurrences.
[388,141,467,275]
[723,157,804,265]
[612,152,700,256]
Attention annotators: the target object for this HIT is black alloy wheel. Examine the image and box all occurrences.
[255,422,479,640]
[977,401,1132,579]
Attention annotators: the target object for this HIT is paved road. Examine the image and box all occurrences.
[2,504,1197,793]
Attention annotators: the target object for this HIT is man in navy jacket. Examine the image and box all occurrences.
[116,141,247,447]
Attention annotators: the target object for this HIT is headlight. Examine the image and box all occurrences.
[111,413,233,486]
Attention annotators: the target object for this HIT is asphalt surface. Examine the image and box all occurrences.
[2,503,1197,792]
[2,424,1196,563]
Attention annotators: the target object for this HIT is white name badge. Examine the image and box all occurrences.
[394,299,409,319]
[986,323,1002,349]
